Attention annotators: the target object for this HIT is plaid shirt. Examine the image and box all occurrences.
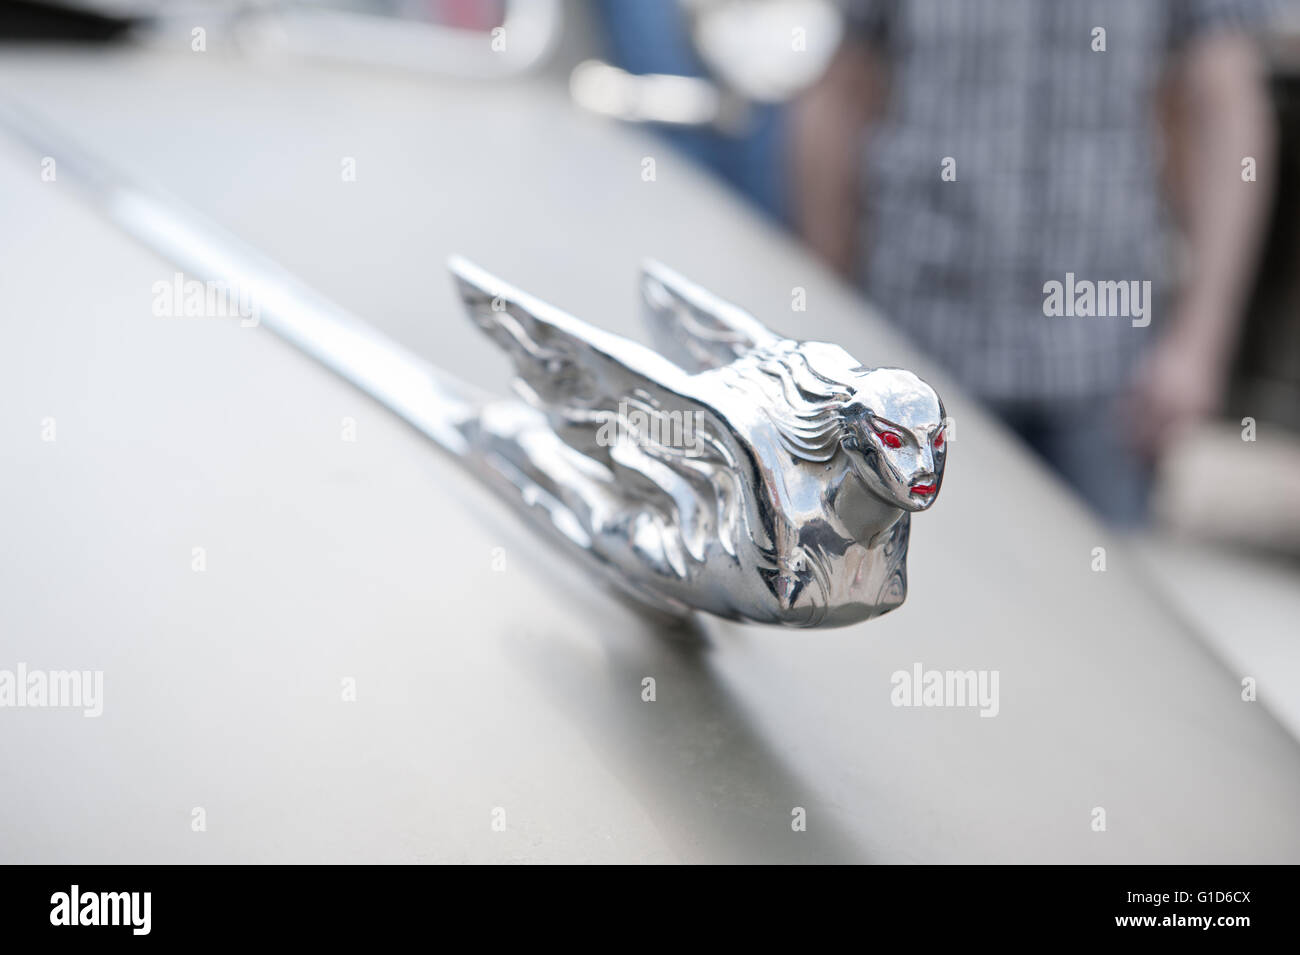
[847,0,1279,401]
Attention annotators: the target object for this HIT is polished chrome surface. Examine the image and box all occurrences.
[448,258,947,627]
[569,59,750,132]
[0,100,483,459]
[683,0,845,103]
[570,1,843,128]
[0,101,945,630]
[4,50,1299,865]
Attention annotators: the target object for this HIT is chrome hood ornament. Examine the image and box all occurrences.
[447,258,947,628]
[0,94,946,629]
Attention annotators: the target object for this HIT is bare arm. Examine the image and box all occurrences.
[1132,30,1276,453]
[1172,31,1276,355]
[788,38,884,277]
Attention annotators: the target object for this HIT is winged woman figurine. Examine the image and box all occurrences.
[446,257,947,629]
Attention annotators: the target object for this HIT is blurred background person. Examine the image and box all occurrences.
[791,0,1281,526]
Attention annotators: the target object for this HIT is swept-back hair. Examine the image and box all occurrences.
[746,341,870,463]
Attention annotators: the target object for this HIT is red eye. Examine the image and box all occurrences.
[933,430,945,449]
[879,431,902,449]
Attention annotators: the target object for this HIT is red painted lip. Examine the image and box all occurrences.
[910,483,936,496]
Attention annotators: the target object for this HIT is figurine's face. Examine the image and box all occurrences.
[842,369,946,512]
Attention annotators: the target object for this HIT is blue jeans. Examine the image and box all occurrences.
[986,398,1154,528]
